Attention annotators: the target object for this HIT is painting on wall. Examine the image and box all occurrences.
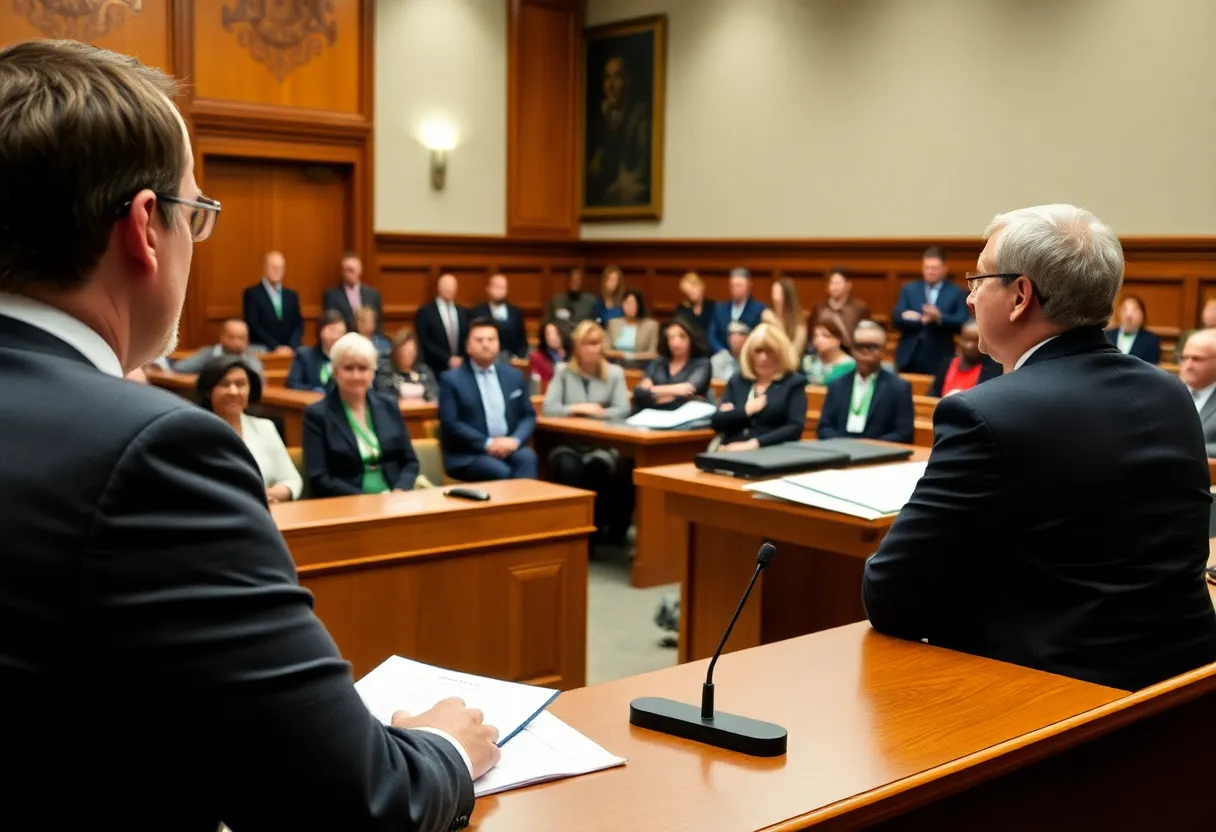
[580,14,666,221]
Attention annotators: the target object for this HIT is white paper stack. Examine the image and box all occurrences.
[473,711,625,797]
[624,400,717,429]
[743,460,928,520]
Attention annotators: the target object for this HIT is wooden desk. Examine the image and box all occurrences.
[533,417,715,587]
[474,622,1216,831]
[634,453,928,662]
[273,480,595,684]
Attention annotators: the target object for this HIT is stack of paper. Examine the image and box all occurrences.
[472,711,625,797]
[743,460,928,520]
[625,400,717,429]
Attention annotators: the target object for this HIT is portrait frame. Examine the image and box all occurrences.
[579,14,667,222]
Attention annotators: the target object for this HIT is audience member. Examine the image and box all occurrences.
[927,319,1001,397]
[633,319,711,412]
[1178,298,1216,357]
[811,267,871,339]
[172,317,265,378]
[711,323,807,451]
[607,289,658,355]
[762,275,807,358]
[893,246,968,374]
[594,265,626,324]
[242,250,302,353]
[375,328,437,402]
[1179,328,1216,456]
[529,320,571,385]
[802,312,856,385]
[321,252,382,333]
[286,310,346,392]
[546,267,596,326]
[472,272,528,359]
[863,204,1216,691]
[197,356,301,502]
[355,306,391,357]
[302,333,419,497]
[818,320,914,442]
[438,318,538,481]
[707,267,766,353]
[415,272,469,377]
[674,271,715,335]
[1105,294,1161,364]
[711,321,750,381]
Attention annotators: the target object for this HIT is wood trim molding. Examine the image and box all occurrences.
[191,98,371,144]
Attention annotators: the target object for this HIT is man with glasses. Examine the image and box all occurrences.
[817,320,913,443]
[0,40,496,831]
[892,246,969,374]
[863,204,1216,692]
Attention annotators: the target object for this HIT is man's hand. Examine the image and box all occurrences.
[721,439,760,452]
[393,698,502,780]
[448,356,464,369]
[901,310,923,322]
[921,304,941,324]
[718,402,735,412]
[273,345,295,356]
[744,394,767,417]
[487,437,519,458]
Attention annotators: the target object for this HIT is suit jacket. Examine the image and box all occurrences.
[301,389,419,497]
[0,313,473,831]
[1104,327,1162,364]
[674,299,716,336]
[322,283,384,332]
[711,372,808,447]
[546,291,597,327]
[810,297,871,343]
[607,317,660,354]
[707,297,767,353]
[863,326,1216,691]
[926,354,1003,398]
[243,282,303,351]
[416,300,470,377]
[438,362,536,471]
[286,345,334,392]
[817,369,914,443]
[471,301,528,358]
[1194,388,1216,458]
[892,280,969,373]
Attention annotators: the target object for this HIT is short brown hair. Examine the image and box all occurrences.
[0,40,185,292]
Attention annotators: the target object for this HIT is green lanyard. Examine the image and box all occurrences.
[270,289,283,320]
[342,401,381,465]
[849,376,876,417]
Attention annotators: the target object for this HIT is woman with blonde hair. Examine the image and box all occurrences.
[675,271,715,335]
[593,265,626,325]
[710,322,808,451]
[762,275,807,358]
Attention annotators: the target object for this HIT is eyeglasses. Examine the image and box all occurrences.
[853,342,883,352]
[118,192,222,243]
[965,271,1051,307]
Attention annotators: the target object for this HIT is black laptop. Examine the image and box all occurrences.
[694,444,850,479]
[800,438,915,465]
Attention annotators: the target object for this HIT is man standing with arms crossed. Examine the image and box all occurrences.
[0,41,497,831]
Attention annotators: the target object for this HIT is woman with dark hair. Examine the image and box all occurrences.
[529,320,571,385]
[1105,294,1161,364]
[196,356,302,502]
[593,265,626,324]
[375,327,437,401]
[606,289,659,356]
[802,311,856,385]
[286,310,347,392]
[632,319,712,411]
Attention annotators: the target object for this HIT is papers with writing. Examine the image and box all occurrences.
[473,710,626,797]
[624,400,717,429]
[743,460,928,520]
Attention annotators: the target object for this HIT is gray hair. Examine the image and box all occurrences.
[329,332,379,369]
[853,320,886,341]
[982,204,1123,328]
[729,267,751,280]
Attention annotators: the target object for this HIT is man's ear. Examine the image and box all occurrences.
[1008,276,1034,323]
[121,189,160,279]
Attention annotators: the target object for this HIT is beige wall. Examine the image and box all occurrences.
[375,0,506,235]
[583,0,1216,239]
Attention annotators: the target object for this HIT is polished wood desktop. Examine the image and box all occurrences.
[272,480,594,685]
[473,622,1216,831]
[634,450,929,662]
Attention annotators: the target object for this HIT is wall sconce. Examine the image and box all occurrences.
[419,119,458,191]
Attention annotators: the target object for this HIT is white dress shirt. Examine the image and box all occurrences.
[0,291,123,376]
[846,370,877,433]
[239,413,303,500]
[1189,382,1216,415]
[1014,335,1062,371]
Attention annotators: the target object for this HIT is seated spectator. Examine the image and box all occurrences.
[375,328,437,401]
[711,323,808,451]
[438,318,538,481]
[633,319,711,412]
[707,267,766,354]
[711,321,750,381]
[761,275,808,358]
[818,320,914,443]
[802,311,856,385]
[1178,328,1216,456]
[927,320,1001,397]
[606,289,659,356]
[547,268,597,326]
[302,333,419,497]
[172,318,265,379]
[472,273,528,359]
[674,271,715,336]
[286,310,346,392]
[1178,298,1216,359]
[593,265,626,324]
[1105,295,1161,364]
[355,306,391,357]
[811,267,871,340]
[197,356,301,503]
[529,320,571,386]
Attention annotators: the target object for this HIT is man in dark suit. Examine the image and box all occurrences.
[0,40,497,831]
[438,318,538,481]
[864,204,1216,691]
[471,272,528,359]
[322,252,383,332]
[242,250,303,352]
[1104,294,1162,364]
[416,272,470,377]
[892,246,969,374]
[1178,328,1216,456]
[707,267,766,353]
[817,320,914,443]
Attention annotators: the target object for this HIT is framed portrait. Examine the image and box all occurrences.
[580,15,667,221]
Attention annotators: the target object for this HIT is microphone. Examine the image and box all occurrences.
[629,542,787,757]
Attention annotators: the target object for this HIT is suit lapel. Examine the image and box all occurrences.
[867,373,887,435]
[326,393,359,457]
[1200,391,1216,425]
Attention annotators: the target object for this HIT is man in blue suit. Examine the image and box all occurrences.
[892,246,969,374]
[707,267,766,353]
[818,321,914,443]
[438,317,539,481]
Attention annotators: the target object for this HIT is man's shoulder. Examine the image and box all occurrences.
[825,371,853,392]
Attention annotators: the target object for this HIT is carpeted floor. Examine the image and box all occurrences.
[586,541,679,685]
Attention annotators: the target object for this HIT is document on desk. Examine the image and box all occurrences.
[355,656,559,745]
[743,460,928,520]
[625,400,717,429]
[473,711,626,797]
